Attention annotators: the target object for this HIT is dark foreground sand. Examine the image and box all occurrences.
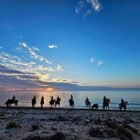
[0,108,140,140]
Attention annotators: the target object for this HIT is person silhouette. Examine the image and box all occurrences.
[70,94,73,100]
[12,95,15,101]
[121,98,124,106]
[40,96,44,108]
[32,96,36,107]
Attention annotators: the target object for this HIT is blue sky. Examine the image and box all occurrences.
[0,0,140,90]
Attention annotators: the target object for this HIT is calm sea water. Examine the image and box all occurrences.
[0,90,140,110]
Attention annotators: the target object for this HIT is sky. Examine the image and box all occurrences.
[0,0,140,91]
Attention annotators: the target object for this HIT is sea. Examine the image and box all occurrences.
[0,90,140,110]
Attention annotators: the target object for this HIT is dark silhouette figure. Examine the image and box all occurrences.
[85,97,91,108]
[92,104,98,110]
[12,95,15,101]
[40,96,44,108]
[49,96,55,107]
[5,95,18,107]
[32,96,36,108]
[119,98,128,111]
[103,96,110,110]
[55,96,61,108]
[69,95,74,108]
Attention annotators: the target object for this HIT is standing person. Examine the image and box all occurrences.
[32,96,36,107]
[103,96,106,109]
[40,96,44,108]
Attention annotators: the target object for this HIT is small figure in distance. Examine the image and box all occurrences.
[119,98,128,111]
[5,95,18,107]
[32,96,36,108]
[12,95,15,101]
[103,96,106,110]
[121,98,125,106]
[40,96,44,108]
[69,94,74,108]
[55,96,61,108]
[85,97,91,108]
[49,96,55,107]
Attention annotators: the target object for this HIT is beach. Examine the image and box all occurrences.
[0,108,140,140]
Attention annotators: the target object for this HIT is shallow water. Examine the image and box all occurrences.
[0,90,140,110]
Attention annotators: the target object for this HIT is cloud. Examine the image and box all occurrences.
[56,65,64,72]
[48,44,58,49]
[32,47,40,51]
[86,0,101,12]
[97,60,104,66]
[75,0,85,14]
[75,0,101,18]
[0,46,3,49]
[90,57,95,63]
[90,57,104,66]
[19,42,52,64]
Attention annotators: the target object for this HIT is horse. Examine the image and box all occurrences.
[92,104,98,110]
[85,98,91,108]
[119,101,128,111]
[55,97,61,108]
[5,99,18,107]
[69,99,74,108]
[103,98,110,110]
[49,99,55,108]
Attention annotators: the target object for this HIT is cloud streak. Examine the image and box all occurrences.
[19,42,52,64]
[86,0,101,12]
[90,57,104,66]
[48,44,58,49]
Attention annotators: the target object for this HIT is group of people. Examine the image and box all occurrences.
[6,95,128,110]
[32,96,61,108]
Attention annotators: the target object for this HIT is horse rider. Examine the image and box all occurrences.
[85,97,90,104]
[50,96,54,101]
[70,94,73,100]
[121,98,124,106]
[12,95,15,101]
[57,96,61,102]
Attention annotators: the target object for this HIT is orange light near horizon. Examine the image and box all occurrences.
[46,87,54,92]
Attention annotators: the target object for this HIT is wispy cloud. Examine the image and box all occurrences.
[48,44,58,49]
[97,60,104,66]
[75,0,101,18]
[75,0,85,14]
[19,42,52,64]
[86,0,101,12]
[90,57,104,66]
[0,46,3,49]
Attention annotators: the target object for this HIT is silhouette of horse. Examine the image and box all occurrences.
[32,96,36,107]
[69,99,74,108]
[103,98,110,110]
[119,101,128,111]
[92,104,98,110]
[85,98,91,108]
[55,97,61,108]
[49,99,55,107]
[5,99,18,107]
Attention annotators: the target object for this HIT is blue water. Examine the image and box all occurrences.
[0,90,140,110]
